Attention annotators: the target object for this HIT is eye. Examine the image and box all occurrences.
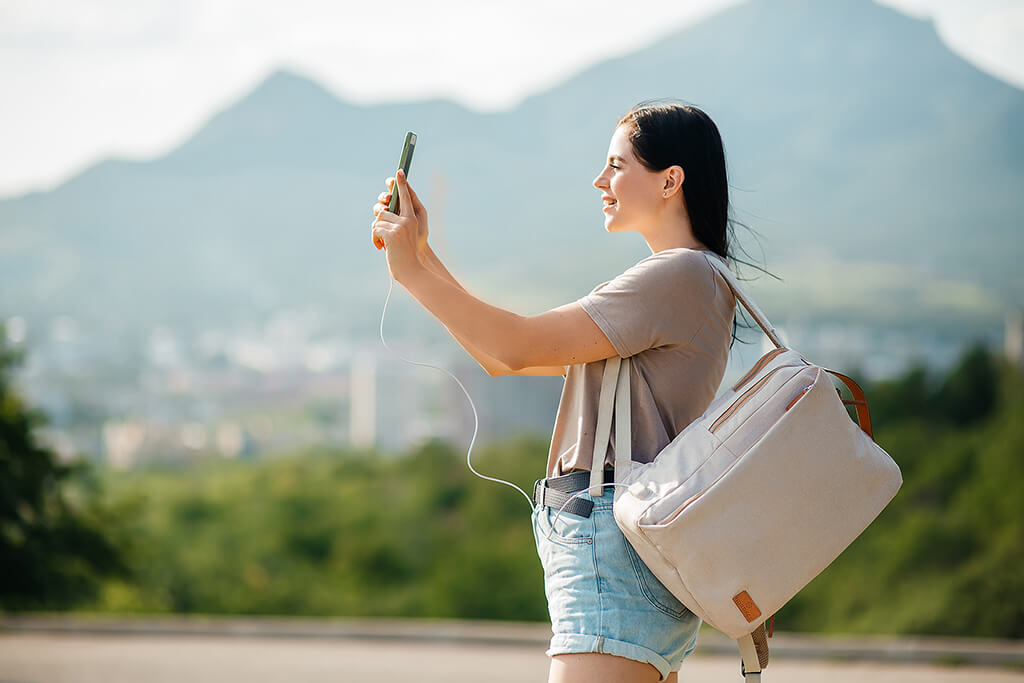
[609,162,620,170]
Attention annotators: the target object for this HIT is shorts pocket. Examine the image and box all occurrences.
[534,503,595,546]
[621,535,690,620]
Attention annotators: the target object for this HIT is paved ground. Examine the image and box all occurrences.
[2,633,1023,683]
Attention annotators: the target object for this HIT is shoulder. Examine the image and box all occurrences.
[582,249,724,303]
[625,248,720,290]
[633,247,717,271]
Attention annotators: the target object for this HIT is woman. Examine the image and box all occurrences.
[371,101,738,682]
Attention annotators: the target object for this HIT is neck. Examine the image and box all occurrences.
[642,201,705,253]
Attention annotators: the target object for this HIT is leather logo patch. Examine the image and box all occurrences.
[733,591,762,622]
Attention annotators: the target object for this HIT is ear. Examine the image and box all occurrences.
[662,166,685,198]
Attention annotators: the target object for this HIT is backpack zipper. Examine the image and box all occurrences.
[732,348,786,392]
[711,367,783,434]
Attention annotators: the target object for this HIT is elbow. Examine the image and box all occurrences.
[491,316,532,375]
[501,352,528,375]
[487,365,509,378]
[485,354,517,377]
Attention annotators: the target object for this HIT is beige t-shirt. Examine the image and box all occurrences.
[546,248,735,477]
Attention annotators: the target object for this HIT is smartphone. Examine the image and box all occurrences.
[375,131,417,250]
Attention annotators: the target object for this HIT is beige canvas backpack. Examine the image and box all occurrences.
[587,255,903,680]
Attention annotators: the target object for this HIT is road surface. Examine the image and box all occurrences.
[2,632,1023,682]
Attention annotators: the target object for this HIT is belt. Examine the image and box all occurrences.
[533,467,614,519]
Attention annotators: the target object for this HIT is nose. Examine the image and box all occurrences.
[593,169,609,190]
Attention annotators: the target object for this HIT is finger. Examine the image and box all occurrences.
[395,169,413,217]
[372,224,390,248]
[386,177,395,191]
[377,191,391,204]
[373,200,397,215]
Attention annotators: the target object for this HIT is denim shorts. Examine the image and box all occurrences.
[532,484,702,681]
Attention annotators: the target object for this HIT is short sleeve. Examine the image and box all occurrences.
[577,249,718,358]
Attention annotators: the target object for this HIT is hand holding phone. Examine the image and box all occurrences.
[374,131,417,250]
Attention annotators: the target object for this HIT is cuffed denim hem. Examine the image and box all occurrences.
[534,485,702,680]
[547,632,674,681]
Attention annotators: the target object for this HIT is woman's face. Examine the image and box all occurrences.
[593,125,666,233]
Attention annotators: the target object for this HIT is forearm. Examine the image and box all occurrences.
[417,248,502,374]
[399,250,528,370]
[422,246,466,294]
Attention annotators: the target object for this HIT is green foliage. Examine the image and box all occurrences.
[15,338,1019,638]
[868,342,1000,430]
[935,345,999,425]
[0,325,125,609]
[89,436,547,621]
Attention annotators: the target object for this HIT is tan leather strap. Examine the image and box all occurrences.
[825,370,873,439]
[751,624,770,669]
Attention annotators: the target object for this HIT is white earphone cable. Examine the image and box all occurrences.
[377,259,536,512]
[542,482,631,549]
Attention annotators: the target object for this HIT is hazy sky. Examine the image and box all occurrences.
[0,0,1021,197]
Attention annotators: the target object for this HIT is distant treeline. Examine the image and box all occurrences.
[2,338,1022,637]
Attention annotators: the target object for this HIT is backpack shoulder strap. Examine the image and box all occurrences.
[703,254,786,350]
[588,355,632,496]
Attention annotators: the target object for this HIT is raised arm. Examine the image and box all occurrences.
[371,171,618,375]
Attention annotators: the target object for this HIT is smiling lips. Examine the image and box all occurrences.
[602,196,618,212]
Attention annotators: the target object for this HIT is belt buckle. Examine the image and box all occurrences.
[533,478,553,509]
[537,483,561,511]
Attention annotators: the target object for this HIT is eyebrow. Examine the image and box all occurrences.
[608,155,626,163]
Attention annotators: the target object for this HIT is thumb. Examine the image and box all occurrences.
[395,169,413,217]
[406,180,425,214]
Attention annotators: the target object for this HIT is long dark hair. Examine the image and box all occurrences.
[617,100,772,346]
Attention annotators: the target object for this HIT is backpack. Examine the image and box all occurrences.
[587,255,902,680]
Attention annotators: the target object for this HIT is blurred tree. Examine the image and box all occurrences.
[0,323,125,609]
[934,343,998,425]
[868,343,1000,431]
[865,365,932,430]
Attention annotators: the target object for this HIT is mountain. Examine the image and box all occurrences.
[2,0,1021,344]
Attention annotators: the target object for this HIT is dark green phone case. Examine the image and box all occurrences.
[387,131,417,214]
